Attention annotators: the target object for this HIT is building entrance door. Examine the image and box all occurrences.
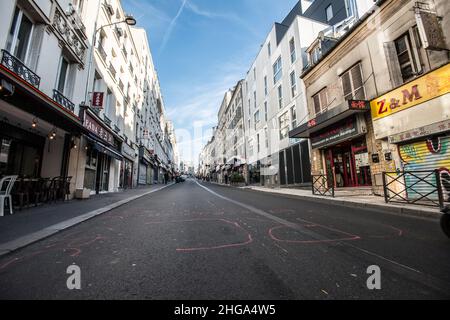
[324,139,371,188]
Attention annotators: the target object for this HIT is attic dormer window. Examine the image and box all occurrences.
[310,45,321,65]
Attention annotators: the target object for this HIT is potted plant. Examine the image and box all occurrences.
[230,173,246,187]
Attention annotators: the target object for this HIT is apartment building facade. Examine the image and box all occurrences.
[241,0,373,187]
[0,0,177,202]
[290,0,449,199]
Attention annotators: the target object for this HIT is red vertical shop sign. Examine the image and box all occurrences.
[92,92,104,109]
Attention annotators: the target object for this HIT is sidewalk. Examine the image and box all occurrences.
[242,186,442,219]
[0,184,173,256]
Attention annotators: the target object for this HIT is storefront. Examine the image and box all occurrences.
[81,108,123,194]
[278,141,312,188]
[248,161,261,185]
[1,61,85,200]
[290,100,373,189]
[121,142,136,189]
[139,146,153,185]
[370,63,450,201]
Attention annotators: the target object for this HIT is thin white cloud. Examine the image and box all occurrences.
[160,0,188,54]
[186,1,261,37]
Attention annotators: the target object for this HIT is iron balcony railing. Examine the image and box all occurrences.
[53,89,75,112]
[103,115,112,127]
[97,43,107,62]
[1,50,41,88]
[113,124,121,133]
[312,174,335,198]
[383,170,446,209]
[108,63,117,80]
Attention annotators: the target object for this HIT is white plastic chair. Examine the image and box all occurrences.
[0,176,18,217]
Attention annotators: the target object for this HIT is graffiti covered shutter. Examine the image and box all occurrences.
[399,136,450,201]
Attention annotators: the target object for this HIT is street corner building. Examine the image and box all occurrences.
[0,0,179,210]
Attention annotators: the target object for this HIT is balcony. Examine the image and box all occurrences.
[113,124,121,134]
[97,43,107,62]
[103,115,112,127]
[118,80,124,93]
[53,89,75,112]
[1,50,41,88]
[108,63,117,80]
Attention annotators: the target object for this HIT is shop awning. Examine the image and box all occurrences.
[0,64,84,134]
[86,135,123,161]
[289,100,370,139]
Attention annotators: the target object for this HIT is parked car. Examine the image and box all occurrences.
[176,176,185,183]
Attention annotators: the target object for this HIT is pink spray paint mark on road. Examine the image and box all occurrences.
[145,218,254,252]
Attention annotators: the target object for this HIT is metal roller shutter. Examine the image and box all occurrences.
[399,136,450,201]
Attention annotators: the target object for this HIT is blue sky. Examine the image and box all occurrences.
[122,0,298,165]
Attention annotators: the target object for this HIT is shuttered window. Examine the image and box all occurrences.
[313,88,328,115]
[340,63,365,101]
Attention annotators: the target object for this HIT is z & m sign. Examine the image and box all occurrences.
[370,63,450,120]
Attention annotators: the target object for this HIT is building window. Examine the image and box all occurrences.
[290,38,296,63]
[264,127,269,148]
[278,85,283,109]
[73,0,85,13]
[105,89,115,117]
[264,76,268,96]
[326,5,333,22]
[279,111,289,140]
[254,91,257,109]
[264,101,268,122]
[290,71,297,98]
[253,67,256,80]
[6,7,34,63]
[257,134,260,153]
[273,56,282,84]
[310,45,321,65]
[394,33,419,83]
[291,106,297,129]
[268,42,271,56]
[341,63,365,100]
[312,88,328,115]
[57,57,70,93]
[248,99,251,115]
[254,110,260,130]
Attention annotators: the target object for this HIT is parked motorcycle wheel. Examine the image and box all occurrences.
[441,214,450,239]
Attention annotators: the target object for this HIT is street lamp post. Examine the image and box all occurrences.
[83,15,137,107]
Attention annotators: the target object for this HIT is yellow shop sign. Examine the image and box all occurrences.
[371,63,450,120]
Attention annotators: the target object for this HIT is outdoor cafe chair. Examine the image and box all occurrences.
[0,175,18,216]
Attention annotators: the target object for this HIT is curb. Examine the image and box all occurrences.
[237,186,441,220]
[0,184,175,258]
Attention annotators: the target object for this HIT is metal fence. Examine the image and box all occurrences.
[312,174,335,198]
[382,170,445,209]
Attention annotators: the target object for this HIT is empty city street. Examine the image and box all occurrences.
[0,179,449,300]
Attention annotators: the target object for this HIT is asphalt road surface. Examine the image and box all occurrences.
[0,179,449,300]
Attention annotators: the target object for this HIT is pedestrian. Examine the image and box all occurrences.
[164,172,169,184]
